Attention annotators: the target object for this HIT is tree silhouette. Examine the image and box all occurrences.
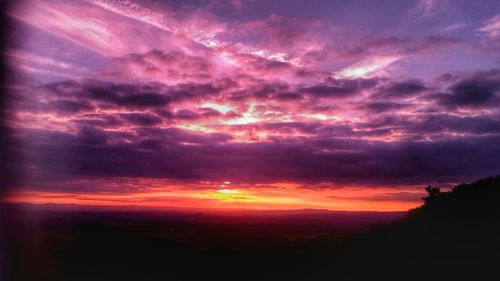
[422,185,440,202]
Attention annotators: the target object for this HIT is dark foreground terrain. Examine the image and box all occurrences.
[1,205,402,281]
[1,175,500,281]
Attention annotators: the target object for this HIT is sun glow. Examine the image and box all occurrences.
[217,188,239,195]
[3,183,423,212]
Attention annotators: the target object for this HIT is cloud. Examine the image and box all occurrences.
[84,0,316,71]
[409,0,449,19]
[86,0,226,48]
[330,191,423,202]
[297,78,376,100]
[10,125,500,189]
[230,14,324,56]
[356,102,411,114]
[120,113,162,126]
[299,85,356,98]
[477,14,500,39]
[7,70,499,188]
[371,79,427,100]
[82,81,172,108]
[436,69,500,108]
[47,99,96,115]
[13,67,499,144]
[439,22,468,33]
[363,36,462,55]
[273,92,303,101]
[37,79,232,111]
[6,49,89,73]
[115,50,215,83]
[9,0,191,56]
[331,36,461,79]
[335,55,401,79]
[173,108,223,120]
[14,69,500,188]
[358,112,500,139]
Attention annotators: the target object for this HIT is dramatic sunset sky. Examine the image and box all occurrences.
[3,0,500,211]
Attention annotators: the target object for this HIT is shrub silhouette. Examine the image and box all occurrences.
[422,185,440,202]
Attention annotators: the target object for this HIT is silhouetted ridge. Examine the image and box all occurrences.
[336,175,500,281]
[414,175,500,217]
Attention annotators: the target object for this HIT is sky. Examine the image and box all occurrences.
[2,0,500,211]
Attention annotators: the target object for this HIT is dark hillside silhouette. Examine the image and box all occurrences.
[334,175,500,281]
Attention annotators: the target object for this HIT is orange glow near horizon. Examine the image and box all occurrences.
[3,183,423,212]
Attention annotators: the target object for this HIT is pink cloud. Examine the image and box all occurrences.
[478,14,500,39]
[335,55,401,79]
[6,49,89,72]
[86,0,227,47]
[9,0,195,56]
[114,50,216,84]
